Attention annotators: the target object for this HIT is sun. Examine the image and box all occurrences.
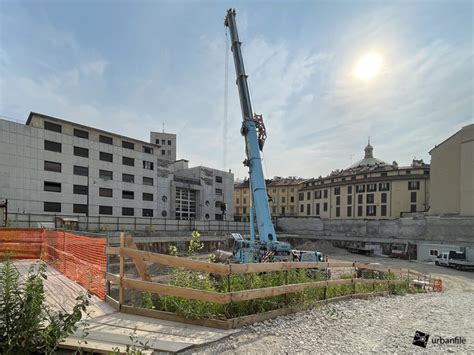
[354,52,382,81]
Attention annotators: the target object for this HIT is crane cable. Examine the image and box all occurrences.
[223,29,229,172]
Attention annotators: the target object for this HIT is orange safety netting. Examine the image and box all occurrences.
[0,228,107,299]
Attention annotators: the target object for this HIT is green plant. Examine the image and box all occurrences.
[0,258,90,354]
[112,328,150,355]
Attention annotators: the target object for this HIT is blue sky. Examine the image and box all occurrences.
[1,0,472,180]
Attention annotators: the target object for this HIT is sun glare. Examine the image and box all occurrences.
[354,52,382,81]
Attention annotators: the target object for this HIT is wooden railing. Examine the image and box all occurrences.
[105,234,437,328]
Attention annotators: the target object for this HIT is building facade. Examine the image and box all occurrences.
[429,124,474,216]
[233,177,305,221]
[0,112,233,221]
[297,142,430,219]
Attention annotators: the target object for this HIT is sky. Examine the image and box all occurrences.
[0,0,472,180]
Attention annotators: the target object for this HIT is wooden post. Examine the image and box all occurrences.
[372,270,375,292]
[119,232,125,310]
[284,270,288,304]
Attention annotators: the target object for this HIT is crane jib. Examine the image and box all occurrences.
[225,8,277,243]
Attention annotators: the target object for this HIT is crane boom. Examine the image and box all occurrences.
[225,8,277,243]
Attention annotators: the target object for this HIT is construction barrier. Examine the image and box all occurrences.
[0,228,107,299]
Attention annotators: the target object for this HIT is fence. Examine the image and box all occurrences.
[4,212,254,233]
[0,228,107,299]
[106,234,438,329]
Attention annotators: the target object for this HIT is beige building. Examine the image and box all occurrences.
[297,142,430,219]
[429,124,474,216]
[233,177,305,221]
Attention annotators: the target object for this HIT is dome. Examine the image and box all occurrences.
[347,140,389,170]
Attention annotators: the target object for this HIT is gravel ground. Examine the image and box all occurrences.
[184,244,474,354]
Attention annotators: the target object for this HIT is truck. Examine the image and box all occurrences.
[224,9,324,264]
[435,251,474,271]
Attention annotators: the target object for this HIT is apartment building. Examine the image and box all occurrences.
[297,142,430,219]
[0,112,233,221]
[233,177,305,221]
[429,124,474,216]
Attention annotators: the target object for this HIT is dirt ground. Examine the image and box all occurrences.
[185,242,474,354]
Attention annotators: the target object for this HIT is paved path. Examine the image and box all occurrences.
[14,260,237,353]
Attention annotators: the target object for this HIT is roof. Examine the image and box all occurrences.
[429,124,474,154]
[346,141,390,171]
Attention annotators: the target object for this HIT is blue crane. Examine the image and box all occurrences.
[225,8,323,263]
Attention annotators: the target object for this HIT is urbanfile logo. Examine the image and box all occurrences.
[413,330,430,348]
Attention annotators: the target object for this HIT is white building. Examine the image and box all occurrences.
[0,112,233,222]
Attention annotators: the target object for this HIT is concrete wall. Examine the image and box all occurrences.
[277,216,474,246]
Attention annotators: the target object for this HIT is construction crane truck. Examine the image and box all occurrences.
[224,8,323,264]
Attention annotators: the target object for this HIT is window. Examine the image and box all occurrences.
[99,206,113,215]
[236,198,240,204]
[143,177,154,186]
[44,121,62,133]
[356,184,365,193]
[216,188,223,195]
[243,198,247,204]
[366,194,374,204]
[307,192,311,200]
[122,173,135,183]
[99,170,113,180]
[99,152,113,162]
[410,204,416,213]
[347,206,352,217]
[73,204,88,214]
[99,135,113,145]
[99,188,113,197]
[122,157,134,166]
[73,185,88,195]
[408,181,420,190]
[122,190,134,199]
[336,207,340,217]
[215,213,223,220]
[281,206,285,215]
[168,140,172,145]
[430,250,439,256]
[272,206,276,213]
[381,172,387,177]
[122,141,134,150]
[366,205,376,216]
[44,202,61,212]
[282,197,286,203]
[74,146,89,158]
[44,181,61,192]
[155,139,160,145]
[73,128,89,139]
[161,150,166,155]
[334,187,340,195]
[347,195,352,205]
[336,196,340,206]
[162,210,167,217]
[316,203,320,215]
[143,161,154,170]
[358,206,363,216]
[381,205,387,216]
[323,202,328,212]
[405,170,411,174]
[73,165,88,176]
[44,161,61,173]
[315,190,322,199]
[379,182,390,191]
[367,183,377,192]
[242,207,247,214]
[143,193,153,201]
[358,194,363,204]
[161,140,165,145]
[143,146,153,154]
[44,140,61,152]
[143,209,153,217]
[215,176,223,183]
[347,186,352,194]
[411,191,417,203]
[122,207,134,216]
[324,189,328,198]
[167,150,171,156]
[381,193,387,204]
[299,193,304,201]
[306,204,310,215]
[290,188,294,192]
[300,204,304,213]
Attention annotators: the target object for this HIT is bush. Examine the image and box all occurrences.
[0,258,90,354]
